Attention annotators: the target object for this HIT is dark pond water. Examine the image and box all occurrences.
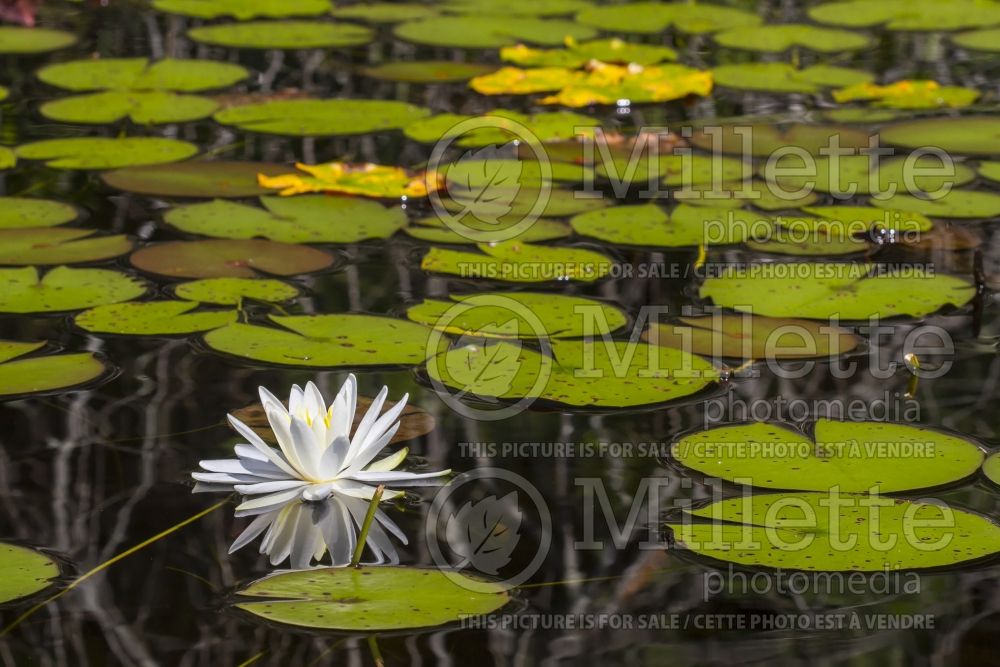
[2,0,1000,665]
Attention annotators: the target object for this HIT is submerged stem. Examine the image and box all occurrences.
[351,485,385,568]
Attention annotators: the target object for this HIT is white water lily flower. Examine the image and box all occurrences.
[193,375,449,566]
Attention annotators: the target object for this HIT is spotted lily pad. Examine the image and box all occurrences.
[173,278,300,305]
[712,63,873,94]
[644,313,859,359]
[808,0,1000,31]
[17,138,198,170]
[667,492,1000,571]
[671,181,820,211]
[164,196,406,243]
[394,16,597,48]
[688,123,871,158]
[443,0,591,15]
[0,543,60,602]
[0,228,133,265]
[763,155,975,195]
[870,190,1000,219]
[421,242,614,283]
[40,91,219,125]
[189,20,373,49]
[713,23,871,52]
[574,3,761,35]
[880,116,1000,156]
[101,161,295,198]
[500,38,676,67]
[701,263,975,320]
[672,419,984,493]
[953,28,1000,52]
[330,2,438,22]
[983,452,1000,485]
[406,292,627,338]
[361,61,497,83]
[37,58,249,92]
[745,227,869,257]
[214,99,428,136]
[153,0,332,19]
[75,301,236,336]
[0,340,106,397]
[0,26,76,54]
[203,314,436,368]
[235,566,509,631]
[0,266,145,314]
[130,239,335,279]
[403,109,598,146]
[427,338,719,408]
[596,153,748,186]
[0,198,78,229]
[977,161,1000,183]
[405,216,571,244]
[832,80,979,109]
[441,186,609,220]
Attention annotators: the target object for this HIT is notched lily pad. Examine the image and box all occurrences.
[75,301,237,336]
[40,91,219,125]
[394,15,597,48]
[0,340,108,398]
[421,241,614,283]
[0,197,78,229]
[173,277,300,305]
[0,228,133,265]
[0,26,76,54]
[871,191,1000,220]
[331,2,438,22]
[574,3,761,35]
[712,63,873,94]
[130,239,335,279]
[37,58,248,92]
[570,203,773,248]
[153,0,332,19]
[214,99,429,137]
[101,161,295,198]
[189,21,373,50]
[17,137,198,170]
[713,23,871,53]
[0,543,60,602]
[0,266,145,314]
[881,117,1000,157]
[405,215,571,244]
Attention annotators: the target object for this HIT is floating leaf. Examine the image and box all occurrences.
[441,187,609,220]
[977,161,1000,183]
[570,203,774,248]
[832,80,979,109]
[0,341,106,397]
[235,566,509,631]
[0,26,75,54]
[40,91,219,125]
[701,263,975,320]
[671,181,820,211]
[443,0,591,15]
[953,27,1000,52]
[0,543,60,602]
[745,227,869,257]
[644,313,859,359]
[204,314,435,367]
[500,38,676,68]
[427,338,719,408]
[101,161,295,198]
[421,242,613,283]
[257,162,439,198]
[214,99,428,136]
[688,123,871,158]
[403,109,598,146]
[801,205,933,234]
[821,108,907,124]
[575,3,761,35]
[405,215,571,244]
[870,190,1000,219]
[131,239,334,279]
[394,15,597,48]
[880,116,1000,156]
[983,452,1000,485]
[713,23,871,52]
[0,266,145,314]
[406,292,627,338]
[673,419,984,493]
[189,21,373,49]
[75,301,236,336]
[16,137,198,170]
[596,153,748,186]
[0,228,133,265]
[164,195,407,243]
[712,63,873,94]
[0,147,13,170]
[173,277,299,305]
[153,0,332,19]
[37,58,248,92]
[361,60,496,83]
[0,198,78,229]
[668,492,1000,571]
[0,86,7,101]
[763,155,975,195]
[330,2,438,22]
[809,0,1000,31]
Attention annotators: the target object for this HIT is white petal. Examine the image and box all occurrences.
[288,414,322,479]
[328,375,356,444]
[258,386,287,417]
[304,381,326,420]
[366,447,408,472]
[330,479,384,500]
[343,422,400,474]
[191,472,245,485]
[317,435,349,480]
[201,458,290,480]
[229,512,276,554]
[344,395,408,471]
[234,480,308,495]
[319,497,355,566]
[349,469,451,484]
[301,483,333,502]
[235,487,304,514]
[265,404,304,476]
[227,414,299,479]
[348,386,388,461]
[288,384,304,418]
[374,508,408,545]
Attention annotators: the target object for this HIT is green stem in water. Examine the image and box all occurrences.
[351,485,385,568]
[367,635,385,667]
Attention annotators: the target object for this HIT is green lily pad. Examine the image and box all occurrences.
[189,20,373,49]
[808,0,1000,31]
[204,314,435,367]
[763,155,975,195]
[101,161,295,198]
[421,242,613,283]
[441,187,609,220]
[673,419,984,492]
[644,313,859,359]
[361,61,496,83]
[671,181,820,211]
[667,492,1000,571]
[443,157,589,189]
[714,23,871,52]
[954,28,1000,52]
[406,292,627,338]
[404,109,598,146]
[427,338,719,408]
[977,161,1000,183]
[0,198,78,229]
[712,63,874,94]
[801,205,934,234]
[870,190,1000,219]
[0,26,76,54]
[153,0,332,19]
[688,123,871,158]
[0,86,7,102]
[0,266,145,314]
[37,58,248,92]
[444,0,591,15]
[405,215,571,244]
[235,566,509,631]
[0,147,13,170]
[574,2,761,35]
[75,301,236,336]
[0,228,133,265]
[130,239,334,279]
[173,277,300,305]
[0,340,107,397]
[500,38,676,67]
[214,99,428,136]
[596,153,749,186]
[16,137,198,170]
[701,263,975,320]
[331,2,438,22]
[40,91,219,125]
[0,543,60,602]
[880,116,1000,156]
[983,452,1000,485]
[164,196,406,243]
[746,227,869,256]
[394,16,597,48]
[821,108,907,124]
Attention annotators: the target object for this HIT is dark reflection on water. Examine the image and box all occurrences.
[1,1,1000,665]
